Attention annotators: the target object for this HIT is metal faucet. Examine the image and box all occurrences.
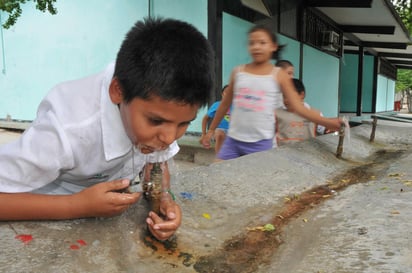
[142,162,163,215]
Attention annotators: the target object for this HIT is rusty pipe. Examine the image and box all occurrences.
[336,123,345,158]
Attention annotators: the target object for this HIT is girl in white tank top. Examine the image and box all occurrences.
[201,25,342,160]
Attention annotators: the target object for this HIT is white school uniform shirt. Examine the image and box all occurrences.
[303,102,326,135]
[0,63,179,194]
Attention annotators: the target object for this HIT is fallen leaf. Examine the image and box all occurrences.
[303,218,308,223]
[402,181,412,186]
[263,224,275,231]
[247,224,275,232]
[202,213,211,219]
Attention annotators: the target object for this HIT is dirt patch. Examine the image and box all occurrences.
[192,149,406,273]
[139,149,408,272]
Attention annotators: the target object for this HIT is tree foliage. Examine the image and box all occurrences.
[0,0,57,29]
[390,1,412,111]
[391,0,412,32]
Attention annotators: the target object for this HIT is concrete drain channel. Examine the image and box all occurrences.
[144,149,408,273]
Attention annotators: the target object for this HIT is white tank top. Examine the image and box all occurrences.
[228,65,282,142]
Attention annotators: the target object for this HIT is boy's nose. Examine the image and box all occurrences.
[158,126,178,146]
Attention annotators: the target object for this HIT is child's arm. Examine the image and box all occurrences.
[199,114,210,144]
[275,110,279,146]
[146,161,182,241]
[201,70,235,149]
[277,70,342,131]
[201,114,210,136]
[0,179,140,220]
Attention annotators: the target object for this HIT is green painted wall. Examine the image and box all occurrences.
[340,53,394,113]
[0,0,145,120]
[302,45,340,117]
[361,55,374,112]
[151,0,207,33]
[222,13,253,87]
[150,0,208,133]
[387,79,395,111]
[376,75,388,112]
[376,75,395,112]
[221,14,301,82]
[0,0,208,132]
[278,35,300,77]
[2,1,392,135]
[340,54,358,112]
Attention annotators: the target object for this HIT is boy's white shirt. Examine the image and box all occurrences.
[303,102,326,134]
[0,63,179,194]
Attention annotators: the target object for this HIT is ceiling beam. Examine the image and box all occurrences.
[395,65,412,70]
[361,42,407,49]
[344,40,408,49]
[387,59,412,65]
[339,25,395,35]
[379,52,412,58]
[306,0,373,8]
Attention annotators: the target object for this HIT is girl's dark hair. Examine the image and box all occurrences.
[248,24,285,60]
[114,17,215,106]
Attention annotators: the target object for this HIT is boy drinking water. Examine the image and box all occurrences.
[0,17,214,241]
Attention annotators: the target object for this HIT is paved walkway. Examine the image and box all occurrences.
[0,117,412,272]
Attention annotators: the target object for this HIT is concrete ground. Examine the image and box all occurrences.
[1,115,412,273]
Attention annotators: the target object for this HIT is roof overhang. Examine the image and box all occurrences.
[310,0,412,70]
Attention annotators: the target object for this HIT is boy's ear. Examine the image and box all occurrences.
[109,78,123,104]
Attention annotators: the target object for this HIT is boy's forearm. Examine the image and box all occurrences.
[0,192,86,221]
[201,116,209,134]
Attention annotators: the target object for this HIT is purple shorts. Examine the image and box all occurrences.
[217,136,273,160]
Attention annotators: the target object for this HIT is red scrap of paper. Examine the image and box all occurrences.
[77,239,87,246]
[15,234,33,244]
[70,244,80,250]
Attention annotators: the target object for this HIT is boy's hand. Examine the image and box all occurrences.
[199,134,206,145]
[75,179,141,218]
[201,131,214,149]
[146,194,182,241]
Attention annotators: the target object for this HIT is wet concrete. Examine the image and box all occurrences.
[1,122,412,273]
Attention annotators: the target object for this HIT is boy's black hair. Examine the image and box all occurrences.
[275,59,293,69]
[292,78,305,95]
[221,84,229,94]
[114,17,215,106]
[248,24,285,60]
